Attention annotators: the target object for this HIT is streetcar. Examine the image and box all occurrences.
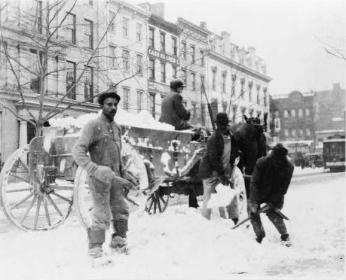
[323,135,345,172]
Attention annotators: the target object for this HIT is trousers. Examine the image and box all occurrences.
[87,175,129,245]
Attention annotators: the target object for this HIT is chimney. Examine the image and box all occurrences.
[200,21,207,29]
[150,2,165,18]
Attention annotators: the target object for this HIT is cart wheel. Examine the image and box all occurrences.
[145,189,170,215]
[0,146,74,231]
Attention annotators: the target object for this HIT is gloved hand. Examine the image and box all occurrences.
[249,201,259,214]
[92,165,115,185]
[218,175,230,186]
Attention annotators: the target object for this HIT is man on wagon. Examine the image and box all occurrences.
[73,89,132,260]
[159,79,192,130]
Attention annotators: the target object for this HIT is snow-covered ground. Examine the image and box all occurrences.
[0,172,344,280]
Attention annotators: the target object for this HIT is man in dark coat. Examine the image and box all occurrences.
[198,113,239,220]
[249,143,294,245]
[159,79,192,130]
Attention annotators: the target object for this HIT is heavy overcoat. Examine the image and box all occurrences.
[250,153,294,207]
[159,92,191,130]
[198,129,238,179]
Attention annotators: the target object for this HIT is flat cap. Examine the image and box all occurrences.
[98,89,121,105]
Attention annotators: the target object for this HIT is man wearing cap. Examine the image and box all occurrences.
[198,113,239,220]
[159,79,192,130]
[249,143,294,246]
[72,89,132,260]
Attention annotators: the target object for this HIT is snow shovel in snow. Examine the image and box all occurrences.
[232,204,289,230]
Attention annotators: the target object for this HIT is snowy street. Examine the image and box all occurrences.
[0,170,344,280]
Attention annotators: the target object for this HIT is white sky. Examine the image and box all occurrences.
[131,0,346,95]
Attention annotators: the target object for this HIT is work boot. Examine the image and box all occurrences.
[110,234,129,254]
[88,243,103,259]
[232,218,239,225]
[280,233,292,247]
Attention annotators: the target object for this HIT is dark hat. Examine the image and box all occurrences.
[98,89,121,105]
[170,79,185,91]
[272,143,288,159]
[216,113,230,126]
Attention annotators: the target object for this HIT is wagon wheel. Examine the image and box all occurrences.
[145,188,170,215]
[0,146,74,231]
[74,142,149,228]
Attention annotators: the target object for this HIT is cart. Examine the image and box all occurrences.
[0,124,247,231]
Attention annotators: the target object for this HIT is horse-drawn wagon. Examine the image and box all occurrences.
[0,111,248,231]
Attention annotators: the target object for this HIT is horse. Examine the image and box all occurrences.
[231,115,267,197]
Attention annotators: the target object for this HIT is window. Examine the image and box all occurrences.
[299,129,304,137]
[291,129,296,137]
[149,92,156,117]
[191,72,196,91]
[84,66,93,101]
[231,75,236,97]
[240,78,245,99]
[305,108,310,117]
[149,58,155,80]
[263,88,267,106]
[212,69,217,90]
[190,45,195,64]
[160,32,165,52]
[149,27,154,48]
[306,128,311,136]
[66,12,76,44]
[160,61,166,83]
[181,69,187,85]
[172,65,177,79]
[89,0,93,5]
[222,72,227,93]
[298,108,303,118]
[200,75,205,90]
[136,23,142,42]
[192,103,197,121]
[182,41,186,59]
[291,109,296,118]
[122,49,130,71]
[256,85,260,104]
[84,19,93,49]
[200,50,204,66]
[284,129,289,137]
[136,54,143,75]
[232,106,237,123]
[37,1,43,34]
[66,61,76,99]
[122,87,130,110]
[29,48,43,92]
[137,90,143,111]
[248,82,253,102]
[284,109,289,118]
[109,45,116,68]
[171,37,177,55]
[123,17,129,38]
[109,11,115,32]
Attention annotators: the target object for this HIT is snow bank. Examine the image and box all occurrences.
[49,108,175,132]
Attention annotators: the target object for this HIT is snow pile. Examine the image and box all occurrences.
[0,174,344,280]
[49,108,174,132]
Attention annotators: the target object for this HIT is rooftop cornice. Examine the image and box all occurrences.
[177,17,211,37]
[208,50,271,82]
[149,15,182,35]
[109,0,150,18]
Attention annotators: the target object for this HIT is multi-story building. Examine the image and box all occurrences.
[139,3,181,119]
[176,18,209,127]
[101,0,149,114]
[271,91,315,145]
[0,0,104,160]
[204,28,271,128]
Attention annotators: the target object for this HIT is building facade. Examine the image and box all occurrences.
[176,18,209,127]
[204,28,271,127]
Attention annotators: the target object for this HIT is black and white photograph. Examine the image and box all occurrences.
[0,0,345,279]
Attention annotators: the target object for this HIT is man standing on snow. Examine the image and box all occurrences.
[248,143,294,246]
[198,113,239,221]
[159,79,192,130]
[73,89,132,260]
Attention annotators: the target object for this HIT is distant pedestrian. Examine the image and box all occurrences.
[159,79,192,130]
[73,89,132,260]
[248,143,294,246]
